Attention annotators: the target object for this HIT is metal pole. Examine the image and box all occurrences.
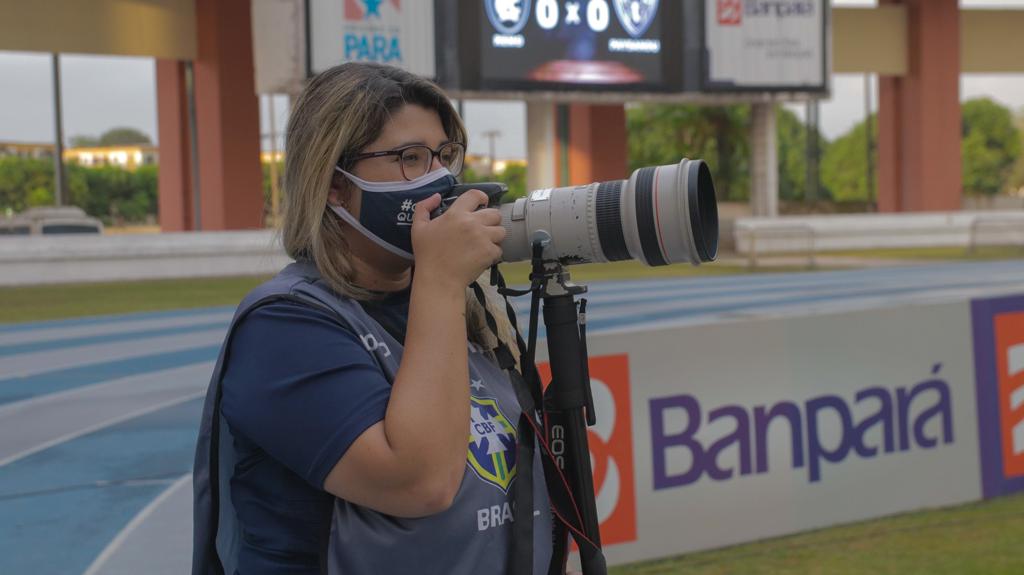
[481,129,500,176]
[865,74,876,209]
[805,100,820,203]
[185,62,201,230]
[557,103,570,186]
[51,53,67,207]
[268,94,281,226]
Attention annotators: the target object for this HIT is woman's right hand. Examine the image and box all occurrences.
[412,191,506,289]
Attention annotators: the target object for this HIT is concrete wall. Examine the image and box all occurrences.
[0,231,289,286]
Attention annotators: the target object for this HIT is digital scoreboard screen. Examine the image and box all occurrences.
[476,0,670,92]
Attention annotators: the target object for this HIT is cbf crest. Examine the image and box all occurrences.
[614,0,659,38]
[468,396,518,492]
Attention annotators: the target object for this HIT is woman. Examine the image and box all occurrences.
[192,62,554,574]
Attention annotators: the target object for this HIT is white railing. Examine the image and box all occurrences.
[968,216,1024,254]
[745,223,816,269]
[735,211,1024,256]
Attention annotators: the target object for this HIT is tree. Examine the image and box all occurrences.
[627,103,750,201]
[461,162,527,203]
[0,156,89,213]
[0,157,53,212]
[820,115,875,202]
[961,98,1021,196]
[69,135,101,148]
[98,127,152,146]
[0,156,156,223]
[1010,108,1024,194]
[68,164,157,223]
[776,106,830,201]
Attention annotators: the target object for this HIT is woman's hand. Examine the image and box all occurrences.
[412,191,506,289]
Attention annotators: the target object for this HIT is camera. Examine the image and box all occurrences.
[436,159,718,267]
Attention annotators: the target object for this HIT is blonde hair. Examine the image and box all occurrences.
[282,63,519,365]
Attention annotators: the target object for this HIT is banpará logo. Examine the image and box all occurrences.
[468,396,518,493]
[995,313,1024,478]
[539,354,638,546]
[1006,342,1024,463]
[650,363,954,488]
[971,296,1024,499]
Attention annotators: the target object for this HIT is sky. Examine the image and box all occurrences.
[0,0,1022,161]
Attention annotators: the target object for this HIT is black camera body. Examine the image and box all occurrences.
[430,182,508,219]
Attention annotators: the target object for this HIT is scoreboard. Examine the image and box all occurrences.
[310,0,830,99]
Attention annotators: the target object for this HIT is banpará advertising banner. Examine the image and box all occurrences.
[535,294,1024,566]
[309,0,435,77]
[703,0,828,92]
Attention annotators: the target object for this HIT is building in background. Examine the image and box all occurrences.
[0,141,157,170]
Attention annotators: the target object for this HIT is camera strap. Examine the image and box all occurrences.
[471,263,607,575]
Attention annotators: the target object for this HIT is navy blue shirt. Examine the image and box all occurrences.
[220,288,410,573]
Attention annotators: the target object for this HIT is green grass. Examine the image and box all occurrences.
[611,493,1024,575]
[0,262,809,325]
[821,245,1024,261]
[496,260,817,285]
[0,275,271,324]
[2,244,1019,325]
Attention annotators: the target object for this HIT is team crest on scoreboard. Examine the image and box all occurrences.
[486,0,533,36]
[614,0,659,38]
[468,396,518,492]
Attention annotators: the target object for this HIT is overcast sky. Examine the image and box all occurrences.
[0,0,1022,160]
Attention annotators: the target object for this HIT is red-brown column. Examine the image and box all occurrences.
[877,74,902,212]
[192,0,263,230]
[568,104,628,185]
[155,60,193,231]
[877,0,962,212]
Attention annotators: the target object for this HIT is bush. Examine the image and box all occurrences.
[462,163,527,203]
[0,156,157,225]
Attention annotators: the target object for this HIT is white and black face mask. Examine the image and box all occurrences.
[331,167,456,260]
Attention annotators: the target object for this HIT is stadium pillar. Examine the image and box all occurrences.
[526,101,558,193]
[155,61,193,232]
[750,102,779,217]
[156,0,263,231]
[566,104,628,185]
[877,0,961,212]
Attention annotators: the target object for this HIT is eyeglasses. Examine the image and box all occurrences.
[343,142,466,181]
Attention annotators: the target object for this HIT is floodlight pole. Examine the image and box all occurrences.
[51,53,68,207]
[865,74,876,209]
[268,94,281,226]
[482,129,501,175]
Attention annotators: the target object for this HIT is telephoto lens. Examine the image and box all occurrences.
[499,159,718,266]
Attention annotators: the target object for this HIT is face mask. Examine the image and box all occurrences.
[330,167,456,260]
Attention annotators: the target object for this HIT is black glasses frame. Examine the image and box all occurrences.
[342,142,466,181]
